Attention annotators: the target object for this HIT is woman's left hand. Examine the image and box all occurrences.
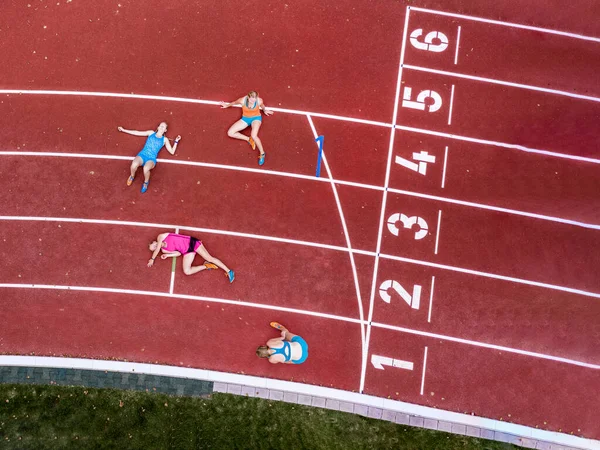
[264,109,274,116]
[175,135,182,142]
[161,254,169,260]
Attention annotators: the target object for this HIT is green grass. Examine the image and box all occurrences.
[0,384,521,449]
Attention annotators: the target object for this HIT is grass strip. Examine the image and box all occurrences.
[0,384,521,449]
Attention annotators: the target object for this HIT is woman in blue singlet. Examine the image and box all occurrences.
[256,322,308,365]
[118,122,181,193]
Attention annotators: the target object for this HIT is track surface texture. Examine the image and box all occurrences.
[1,0,599,441]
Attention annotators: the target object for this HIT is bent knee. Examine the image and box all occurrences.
[183,268,193,276]
[227,129,237,138]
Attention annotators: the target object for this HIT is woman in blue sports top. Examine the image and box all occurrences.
[118,122,181,193]
[256,322,308,365]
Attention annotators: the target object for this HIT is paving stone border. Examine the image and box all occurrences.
[0,365,589,450]
[0,366,213,398]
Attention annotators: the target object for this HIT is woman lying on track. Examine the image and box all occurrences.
[256,322,308,364]
[118,122,181,193]
[148,232,235,283]
[220,91,273,166]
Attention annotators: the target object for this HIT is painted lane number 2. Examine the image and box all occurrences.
[379,280,421,309]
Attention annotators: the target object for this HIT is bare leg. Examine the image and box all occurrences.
[182,252,208,275]
[251,120,264,156]
[143,160,155,183]
[227,119,250,142]
[195,243,231,274]
[129,156,143,182]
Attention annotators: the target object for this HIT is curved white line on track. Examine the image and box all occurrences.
[1,215,600,300]
[0,284,598,370]
[306,114,367,358]
[2,150,599,231]
[1,356,598,449]
[2,89,600,165]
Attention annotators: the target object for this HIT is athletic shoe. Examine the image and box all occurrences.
[258,153,265,166]
[204,262,218,270]
[270,322,286,331]
[226,270,235,283]
[127,175,134,186]
[141,181,149,193]
[248,137,256,150]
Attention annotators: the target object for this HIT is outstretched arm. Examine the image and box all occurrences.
[259,98,274,116]
[164,135,181,155]
[118,126,154,137]
[160,251,181,259]
[148,233,169,267]
[219,97,245,109]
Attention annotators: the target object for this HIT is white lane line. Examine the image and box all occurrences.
[403,64,600,103]
[441,145,449,188]
[420,346,428,395]
[380,253,600,300]
[434,210,442,255]
[3,150,600,230]
[454,26,461,65]
[409,6,600,43]
[394,124,600,165]
[169,227,179,294]
[0,89,392,129]
[2,86,599,162]
[3,215,600,299]
[0,283,364,325]
[428,276,435,323]
[1,357,598,450]
[372,321,600,370]
[306,114,366,353]
[361,5,412,395]
[385,186,600,230]
[0,215,354,252]
[447,85,455,125]
[1,283,599,371]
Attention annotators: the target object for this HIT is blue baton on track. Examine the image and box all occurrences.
[315,135,324,177]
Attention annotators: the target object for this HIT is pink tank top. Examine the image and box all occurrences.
[163,233,191,254]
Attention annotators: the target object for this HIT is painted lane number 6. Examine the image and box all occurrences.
[410,29,448,53]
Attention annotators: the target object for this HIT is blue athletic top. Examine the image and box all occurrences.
[139,133,165,159]
[271,341,292,362]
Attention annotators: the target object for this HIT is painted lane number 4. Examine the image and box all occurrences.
[395,150,435,175]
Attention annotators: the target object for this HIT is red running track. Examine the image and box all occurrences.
[1,0,600,441]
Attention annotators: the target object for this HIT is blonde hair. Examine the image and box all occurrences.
[256,346,270,358]
[248,91,258,98]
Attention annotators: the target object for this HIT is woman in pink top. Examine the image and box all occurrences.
[147,232,235,283]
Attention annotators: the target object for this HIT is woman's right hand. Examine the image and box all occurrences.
[219,101,229,109]
[147,259,154,268]
[118,126,124,132]
[160,254,169,260]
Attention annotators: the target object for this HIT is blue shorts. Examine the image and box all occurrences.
[241,116,262,126]
[291,336,308,364]
[136,152,157,166]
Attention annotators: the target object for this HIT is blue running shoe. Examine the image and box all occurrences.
[141,181,149,193]
[258,153,265,166]
[227,270,235,283]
